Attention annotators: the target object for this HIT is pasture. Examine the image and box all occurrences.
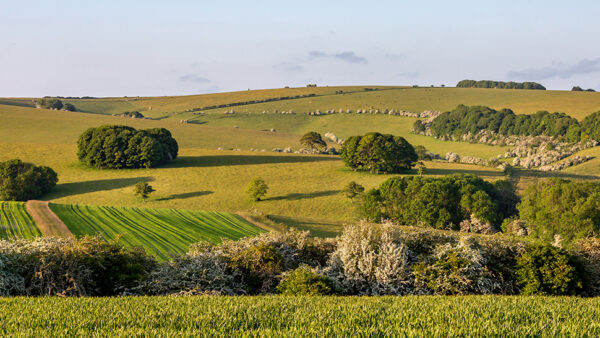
[0,296,598,336]
[49,204,264,259]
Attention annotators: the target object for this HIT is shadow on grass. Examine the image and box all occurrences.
[267,215,344,238]
[265,190,340,201]
[424,168,506,177]
[514,168,600,181]
[166,155,339,168]
[44,177,154,199]
[155,191,213,201]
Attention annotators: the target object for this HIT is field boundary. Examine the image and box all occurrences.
[25,201,73,238]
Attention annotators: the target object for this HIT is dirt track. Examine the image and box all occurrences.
[25,200,73,238]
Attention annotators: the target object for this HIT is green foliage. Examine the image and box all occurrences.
[228,243,283,293]
[429,105,579,140]
[414,145,431,160]
[134,182,155,200]
[0,159,58,201]
[0,236,156,296]
[300,131,327,151]
[246,177,268,201]
[276,265,337,295]
[579,111,600,140]
[121,111,144,118]
[343,181,364,201]
[516,245,585,295]
[62,103,76,111]
[340,132,418,173]
[360,174,516,230]
[38,98,63,109]
[77,125,178,169]
[518,178,600,244]
[572,86,584,92]
[456,79,546,90]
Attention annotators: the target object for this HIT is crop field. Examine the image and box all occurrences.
[0,202,40,240]
[48,204,264,259]
[0,295,598,336]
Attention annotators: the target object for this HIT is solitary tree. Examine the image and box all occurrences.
[134,182,155,201]
[300,132,327,152]
[417,161,426,176]
[343,181,365,202]
[246,177,268,201]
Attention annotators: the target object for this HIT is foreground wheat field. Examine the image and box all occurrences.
[0,296,598,336]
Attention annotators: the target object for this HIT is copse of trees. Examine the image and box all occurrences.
[340,132,418,173]
[422,105,582,141]
[518,178,600,245]
[359,174,518,230]
[37,98,77,111]
[77,125,178,169]
[0,159,58,201]
[572,86,596,92]
[121,111,144,118]
[456,80,546,90]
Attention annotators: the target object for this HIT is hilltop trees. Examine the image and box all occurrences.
[456,80,546,90]
[0,159,58,201]
[77,125,178,169]
[341,132,418,173]
[300,132,327,152]
[38,98,63,110]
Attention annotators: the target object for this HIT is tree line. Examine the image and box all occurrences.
[456,80,546,90]
[416,104,600,142]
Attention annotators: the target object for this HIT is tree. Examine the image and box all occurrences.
[417,161,426,176]
[134,182,155,200]
[340,132,418,173]
[38,98,63,110]
[343,181,364,202]
[77,125,178,169]
[0,159,58,201]
[300,132,327,152]
[572,86,584,91]
[246,177,268,201]
[63,103,76,111]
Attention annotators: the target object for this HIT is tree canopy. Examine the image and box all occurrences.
[300,132,327,151]
[340,132,417,173]
[360,174,518,230]
[77,125,178,169]
[456,80,546,90]
[0,159,58,201]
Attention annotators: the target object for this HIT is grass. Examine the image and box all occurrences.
[0,295,599,336]
[48,203,264,259]
[0,202,40,240]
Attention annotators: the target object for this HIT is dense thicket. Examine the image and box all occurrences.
[456,80,546,90]
[77,125,178,169]
[518,178,600,245]
[0,159,58,201]
[2,224,596,297]
[359,174,518,230]
[38,98,63,110]
[421,105,582,141]
[120,111,144,118]
[340,132,417,173]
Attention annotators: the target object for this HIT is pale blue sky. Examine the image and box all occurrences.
[2,0,600,97]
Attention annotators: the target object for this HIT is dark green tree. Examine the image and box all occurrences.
[134,182,155,200]
[340,132,418,174]
[343,181,364,202]
[0,159,58,201]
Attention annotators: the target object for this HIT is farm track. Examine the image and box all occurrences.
[25,201,72,238]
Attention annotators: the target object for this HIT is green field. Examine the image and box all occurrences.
[0,296,598,336]
[49,204,264,259]
[2,86,600,235]
[0,202,40,240]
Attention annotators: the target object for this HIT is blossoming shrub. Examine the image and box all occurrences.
[277,265,337,295]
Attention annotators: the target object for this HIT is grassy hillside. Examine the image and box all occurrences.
[0,202,40,240]
[1,296,598,336]
[59,86,600,120]
[49,204,263,259]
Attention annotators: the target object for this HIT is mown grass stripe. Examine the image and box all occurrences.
[0,202,41,240]
[49,204,264,260]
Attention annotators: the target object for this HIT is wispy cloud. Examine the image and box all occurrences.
[507,58,600,80]
[274,62,303,72]
[179,74,211,83]
[308,50,367,64]
[385,53,404,62]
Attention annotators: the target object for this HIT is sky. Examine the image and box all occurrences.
[1,0,600,97]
